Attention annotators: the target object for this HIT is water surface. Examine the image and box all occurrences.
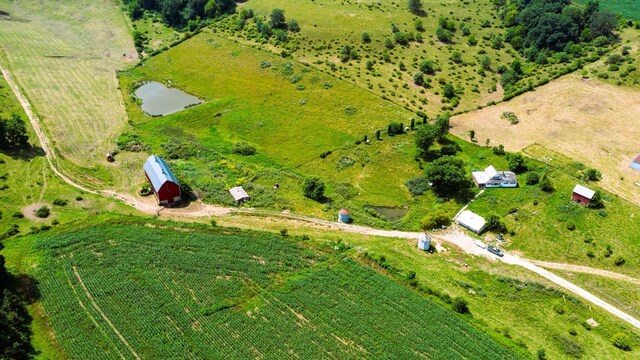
[365,206,409,222]
[135,81,202,116]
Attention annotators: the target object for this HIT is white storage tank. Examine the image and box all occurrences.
[418,233,431,251]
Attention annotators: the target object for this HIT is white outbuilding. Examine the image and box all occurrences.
[229,186,250,203]
[456,210,487,234]
[418,233,431,251]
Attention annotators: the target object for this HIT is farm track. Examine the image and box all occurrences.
[3,59,640,331]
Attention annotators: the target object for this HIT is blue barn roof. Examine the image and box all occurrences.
[143,155,180,192]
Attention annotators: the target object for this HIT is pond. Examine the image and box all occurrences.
[135,81,202,116]
[365,205,409,222]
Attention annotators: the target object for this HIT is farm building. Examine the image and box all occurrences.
[572,184,595,206]
[338,209,350,223]
[229,186,250,203]
[456,210,487,234]
[417,233,431,251]
[471,165,517,189]
[143,155,181,205]
[631,154,640,171]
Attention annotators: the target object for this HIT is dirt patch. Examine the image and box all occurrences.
[22,202,51,221]
[451,75,640,205]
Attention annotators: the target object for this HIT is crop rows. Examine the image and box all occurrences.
[34,223,516,359]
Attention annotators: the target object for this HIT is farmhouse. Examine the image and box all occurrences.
[471,165,517,189]
[631,154,640,171]
[572,184,595,206]
[143,155,181,205]
[456,210,487,234]
[229,186,250,203]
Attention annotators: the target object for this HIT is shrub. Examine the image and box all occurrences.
[232,142,257,156]
[302,177,325,201]
[361,32,371,43]
[452,297,470,314]
[614,256,625,266]
[280,228,288,237]
[501,111,519,125]
[387,122,404,136]
[420,211,451,230]
[140,184,153,196]
[566,221,576,231]
[440,144,459,156]
[75,196,83,201]
[536,348,547,360]
[526,172,540,185]
[540,175,554,192]
[35,206,50,218]
[612,333,632,351]
[53,198,67,206]
[583,168,602,181]
[492,144,506,155]
[12,212,24,219]
[405,177,431,196]
[506,153,527,173]
[487,214,507,233]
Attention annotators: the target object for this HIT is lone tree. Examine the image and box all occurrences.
[302,177,325,201]
[408,0,423,15]
[0,114,29,148]
[415,124,439,156]
[452,297,470,314]
[270,9,286,29]
[424,156,471,196]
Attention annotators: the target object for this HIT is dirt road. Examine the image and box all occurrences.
[3,65,640,331]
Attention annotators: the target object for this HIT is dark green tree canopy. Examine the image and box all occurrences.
[408,0,423,15]
[302,177,325,201]
[424,156,470,195]
[270,8,286,29]
[0,114,29,149]
[415,124,439,155]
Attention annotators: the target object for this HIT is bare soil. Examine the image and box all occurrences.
[22,202,50,221]
[451,75,640,205]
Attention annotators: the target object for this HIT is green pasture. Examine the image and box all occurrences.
[11,220,521,359]
[576,0,640,20]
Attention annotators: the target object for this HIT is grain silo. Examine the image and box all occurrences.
[418,233,431,251]
[338,209,350,223]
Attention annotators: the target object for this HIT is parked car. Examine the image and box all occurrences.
[487,245,504,257]
[497,234,504,241]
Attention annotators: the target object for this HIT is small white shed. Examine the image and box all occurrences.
[229,186,250,203]
[456,210,487,234]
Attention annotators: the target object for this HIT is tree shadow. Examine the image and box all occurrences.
[0,144,46,161]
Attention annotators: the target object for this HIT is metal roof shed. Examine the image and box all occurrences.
[229,186,250,203]
[456,210,487,234]
[143,155,181,205]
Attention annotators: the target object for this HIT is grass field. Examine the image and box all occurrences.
[0,0,145,189]
[576,0,640,20]
[119,32,457,226]
[11,220,522,359]
[451,75,640,207]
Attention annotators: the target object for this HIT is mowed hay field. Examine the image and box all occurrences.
[21,221,519,359]
[451,75,640,206]
[0,0,143,188]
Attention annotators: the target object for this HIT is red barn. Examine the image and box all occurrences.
[572,184,595,207]
[143,155,181,205]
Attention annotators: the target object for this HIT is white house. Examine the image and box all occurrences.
[472,165,517,189]
[456,210,487,234]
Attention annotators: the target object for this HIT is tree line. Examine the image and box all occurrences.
[0,245,34,359]
[124,0,237,28]
[497,0,617,54]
